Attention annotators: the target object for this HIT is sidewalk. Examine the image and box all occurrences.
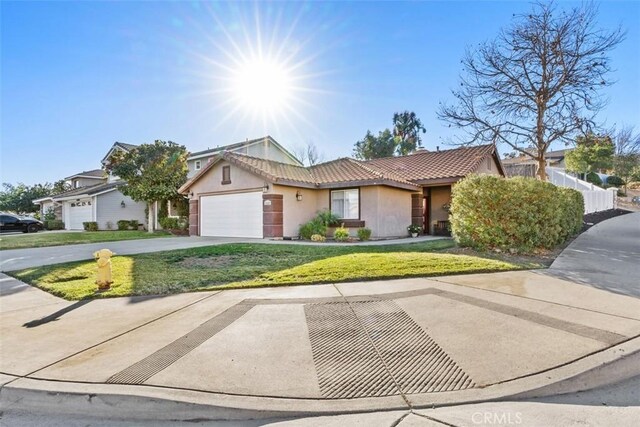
[2,268,640,421]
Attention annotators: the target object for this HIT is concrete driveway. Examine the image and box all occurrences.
[545,212,640,298]
[0,236,258,271]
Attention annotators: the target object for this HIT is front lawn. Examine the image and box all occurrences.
[0,230,171,250]
[9,240,540,300]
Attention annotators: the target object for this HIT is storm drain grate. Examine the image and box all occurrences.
[305,300,475,398]
[305,302,397,399]
[107,303,254,384]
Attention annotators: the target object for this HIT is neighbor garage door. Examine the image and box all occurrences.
[200,192,262,238]
[66,199,93,230]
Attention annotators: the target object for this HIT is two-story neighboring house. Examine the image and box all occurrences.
[33,142,147,230]
[186,136,303,178]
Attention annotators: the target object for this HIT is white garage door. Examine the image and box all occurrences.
[66,199,93,230]
[200,192,262,238]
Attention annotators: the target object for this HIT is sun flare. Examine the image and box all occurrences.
[231,58,293,113]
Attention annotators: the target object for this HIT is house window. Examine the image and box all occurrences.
[74,180,80,188]
[194,160,201,171]
[331,189,359,219]
[222,166,231,184]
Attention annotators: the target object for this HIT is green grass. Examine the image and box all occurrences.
[9,240,540,300]
[0,230,171,250]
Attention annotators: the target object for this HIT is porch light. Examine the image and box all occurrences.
[263,183,270,193]
[120,201,126,208]
[296,191,303,201]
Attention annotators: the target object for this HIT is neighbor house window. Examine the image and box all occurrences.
[222,166,231,184]
[194,160,201,171]
[74,180,80,188]
[331,189,359,219]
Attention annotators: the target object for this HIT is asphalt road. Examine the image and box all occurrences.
[546,212,640,298]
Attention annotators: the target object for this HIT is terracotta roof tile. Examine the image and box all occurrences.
[364,144,496,182]
[180,144,499,193]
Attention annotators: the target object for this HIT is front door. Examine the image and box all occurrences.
[423,193,430,235]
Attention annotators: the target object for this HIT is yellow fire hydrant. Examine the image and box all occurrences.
[94,249,115,291]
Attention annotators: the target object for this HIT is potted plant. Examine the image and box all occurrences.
[407,224,422,238]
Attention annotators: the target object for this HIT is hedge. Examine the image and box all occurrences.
[450,175,584,252]
[44,220,65,230]
[83,221,99,232]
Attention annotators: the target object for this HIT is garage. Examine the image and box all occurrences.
[65,199,93,230]
[200,191,263,238]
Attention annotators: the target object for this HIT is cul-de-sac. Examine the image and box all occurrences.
[1,1,639,426]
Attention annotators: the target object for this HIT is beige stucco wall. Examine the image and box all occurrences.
[474,155,502,176]
[273,185,323,237]
[429,186,452,234]
[360,186,412,238]
[188,161,266,196]
[276,185,411,238]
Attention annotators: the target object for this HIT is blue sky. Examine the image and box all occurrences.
[2,1,639,185]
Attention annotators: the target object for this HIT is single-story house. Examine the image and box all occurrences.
[179,144,504,239]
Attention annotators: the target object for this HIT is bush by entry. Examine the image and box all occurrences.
[450,175,584,252]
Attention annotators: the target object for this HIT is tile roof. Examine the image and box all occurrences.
[364,144,497,182]
[180,144,500,193]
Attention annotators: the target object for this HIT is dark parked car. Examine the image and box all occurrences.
[0,213,44,233]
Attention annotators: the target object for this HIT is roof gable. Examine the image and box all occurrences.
[101,141,139,164]
[187,136,303,166]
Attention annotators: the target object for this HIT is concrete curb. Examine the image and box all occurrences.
[2,336,639,421]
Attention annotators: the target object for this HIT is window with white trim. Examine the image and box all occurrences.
[194,160,201,171]
[331,189,359,219]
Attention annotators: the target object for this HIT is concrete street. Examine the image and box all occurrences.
[546,211,640,297]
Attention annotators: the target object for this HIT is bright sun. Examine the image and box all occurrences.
[231,58,293,113]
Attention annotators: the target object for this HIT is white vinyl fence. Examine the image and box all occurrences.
[546,167,615,214]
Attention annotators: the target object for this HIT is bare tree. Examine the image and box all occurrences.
[612,125,640,156]
[438,2,624,180]
[293,141,324,166]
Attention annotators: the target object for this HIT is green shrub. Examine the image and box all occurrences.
[129,220,139,230]
[310,234,326,242]
[117,220,130,231]
[606,175,624,187]
[357,228,372,241]
[586,172,602,186]
[83,221,99,232]
[407,224,422,235]
[159,217,179,230]
[316,210,340,226]
[299,218,326,240]
[44,220,65,230]
[43,207,56,221]
[450,175,584,252]
[334,226,350,242]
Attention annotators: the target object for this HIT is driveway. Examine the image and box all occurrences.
[0,236,258,271]
[545,211,640,298]
[0,235,444,272]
